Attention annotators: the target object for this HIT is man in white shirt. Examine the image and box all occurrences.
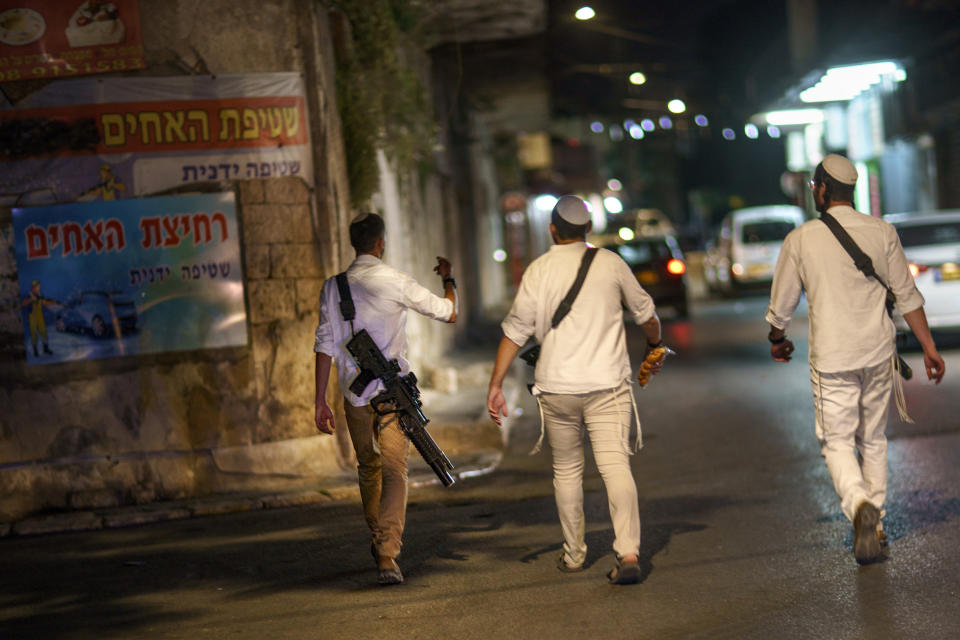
[766,154,944,565]
[487,195,663,585]
[314,213,457,585]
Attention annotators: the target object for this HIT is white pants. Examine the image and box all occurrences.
[811,359,892,523]
[538,380,641,566]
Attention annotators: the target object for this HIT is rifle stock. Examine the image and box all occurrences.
[346,329,456,487]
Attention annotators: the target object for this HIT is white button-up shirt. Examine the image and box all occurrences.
[502,242,657,394]
[766,205,925,373]
[314,254,454,406]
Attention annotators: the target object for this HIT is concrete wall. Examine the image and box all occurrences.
[0,0,497,522]
[0,0,358,521]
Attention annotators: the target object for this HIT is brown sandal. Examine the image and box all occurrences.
[377,558,404,586]
[607,558,640,585]
[556,552,584,573]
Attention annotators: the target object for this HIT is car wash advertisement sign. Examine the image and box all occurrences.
[12,192,247,365]
[0,1,145,82]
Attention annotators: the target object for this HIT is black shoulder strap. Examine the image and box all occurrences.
[335,272,355,322]
[820,212,896,314]
[551,247,598,329]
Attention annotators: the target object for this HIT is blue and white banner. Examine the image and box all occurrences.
[13,192,247,364]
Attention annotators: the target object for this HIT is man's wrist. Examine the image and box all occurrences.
[646,338,663,348]
[768,331,786,344]
[442,276,456,289]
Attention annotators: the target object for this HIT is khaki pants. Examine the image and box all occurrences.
[343,400,410,561]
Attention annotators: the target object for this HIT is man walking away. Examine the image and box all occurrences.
[314,213,458,585]
[766,154,944,565]
[487,195,664,584]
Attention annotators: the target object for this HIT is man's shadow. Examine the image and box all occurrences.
[519,493,728,582]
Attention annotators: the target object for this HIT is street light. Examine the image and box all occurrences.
[575,6,595,21]
[667,99,686,114]
[761,108,824,126]
[629,72,646,85]
[799,61,905,103]
[604,196,624,214]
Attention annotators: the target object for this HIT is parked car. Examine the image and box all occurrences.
[884,210,960,332]
[705,205,806,294]
[631,208,677,237]
[599,234,689,318]
[702,234,729,293]
[55,290,138,338]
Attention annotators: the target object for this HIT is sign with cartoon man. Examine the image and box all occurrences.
[13,192,247,365]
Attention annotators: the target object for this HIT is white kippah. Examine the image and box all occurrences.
[822,154,858,185]
[350,212,371,225]
[552,195,590,225]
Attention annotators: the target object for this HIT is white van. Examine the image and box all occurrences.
[708,205,806,292]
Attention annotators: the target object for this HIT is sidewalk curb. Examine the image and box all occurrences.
[0,450,502,539]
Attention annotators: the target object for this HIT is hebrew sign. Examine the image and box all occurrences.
[13,192,247,364]
[0,73,313,206]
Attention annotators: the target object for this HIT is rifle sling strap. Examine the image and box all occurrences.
[820,212,896,316]
[335,272,356,333]
[551,247,598,329]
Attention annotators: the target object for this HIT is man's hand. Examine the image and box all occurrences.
[487,385,508,426]
[315,399,336,434]
[434,256,452,279]
[643,358,665,377]
[902,308,943,384]
[923,348,945,384]
[771,339,795,362]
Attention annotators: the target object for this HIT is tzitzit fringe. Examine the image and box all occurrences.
[892,353,914,424]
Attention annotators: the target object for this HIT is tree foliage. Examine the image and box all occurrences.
[327,0,436,208]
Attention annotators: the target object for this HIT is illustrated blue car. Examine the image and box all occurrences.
[55,290,138,338]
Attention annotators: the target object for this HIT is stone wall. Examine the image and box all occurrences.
[0,0,358,522]
[0,0,503,522]
[0,174,352,521]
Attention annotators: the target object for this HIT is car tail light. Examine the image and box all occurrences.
[666,258,686,275]
[908,263,928,278]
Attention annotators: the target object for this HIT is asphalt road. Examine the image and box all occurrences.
[3,296,959,639]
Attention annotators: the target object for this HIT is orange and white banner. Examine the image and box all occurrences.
[0,73,313,206]
[0,0,145,82]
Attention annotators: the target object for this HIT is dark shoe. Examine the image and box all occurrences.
[43,344,52,354]
[607,558,641,585]
[377,559,403,586]
[33,345,38,357]
[556,552,584,573]
[371,542,378,562]
[854,502,881,565]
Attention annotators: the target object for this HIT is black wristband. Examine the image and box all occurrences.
[646,339,662,348]
[769,334,786,344]
[442,277,456,289]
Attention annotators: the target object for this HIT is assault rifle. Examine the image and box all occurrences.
[346,329,456,487]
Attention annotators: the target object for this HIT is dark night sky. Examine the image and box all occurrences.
[547,0,960,122]
[539,0,959,231]
[446,2,960,232]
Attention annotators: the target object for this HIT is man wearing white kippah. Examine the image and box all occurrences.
[314,212,458,586]
[766,153,944,565]
[487,194,664,585]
